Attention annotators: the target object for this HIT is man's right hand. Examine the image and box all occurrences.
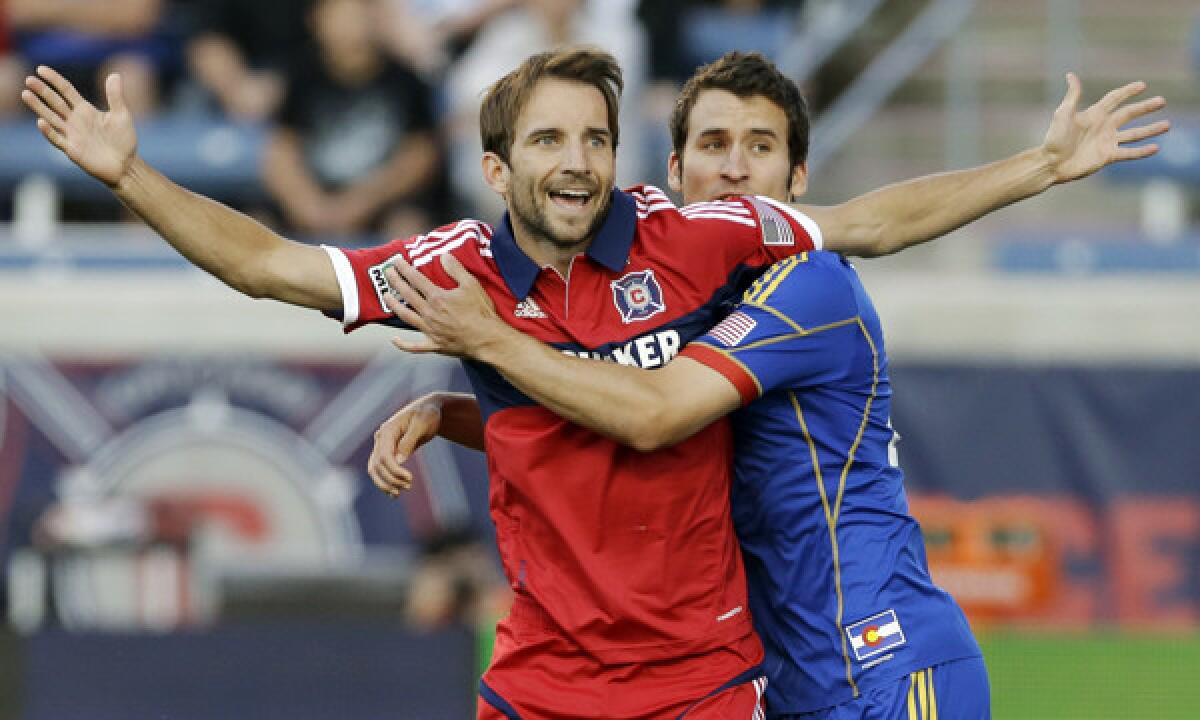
[368,393,446,498]
[22,67,137,188]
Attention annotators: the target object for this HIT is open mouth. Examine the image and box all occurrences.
[548,189,593,210]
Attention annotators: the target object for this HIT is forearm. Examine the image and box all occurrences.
[114,157,339,308]
[262,132,329,225]
[817,147,1057,257]
[433,392,485,451]
[475,327,708,452]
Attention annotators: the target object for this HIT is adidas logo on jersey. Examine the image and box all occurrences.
[515,298,547,319]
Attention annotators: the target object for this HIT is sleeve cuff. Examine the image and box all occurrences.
[321,245,359,328]
[756,195,823,251]
[680,343,761,406]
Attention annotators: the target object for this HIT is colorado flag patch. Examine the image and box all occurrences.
[845,609,906,661]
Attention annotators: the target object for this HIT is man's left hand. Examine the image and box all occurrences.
[1043,72,1169,184]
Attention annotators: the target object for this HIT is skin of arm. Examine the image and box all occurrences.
[262,128,338,234]
[22,67,340,310]
[186,35,283,120]
[808,74,1168,257]
[368,391,485,497]
[383,258,741,453]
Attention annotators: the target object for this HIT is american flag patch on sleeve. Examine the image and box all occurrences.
[748,197,795,247]
[709,311,757,347]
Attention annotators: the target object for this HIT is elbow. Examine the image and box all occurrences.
[624,409,690,453]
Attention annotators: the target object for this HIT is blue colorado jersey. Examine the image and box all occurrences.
[680,252,982,715]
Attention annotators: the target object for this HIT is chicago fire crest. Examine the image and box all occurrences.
[611,269,666,323]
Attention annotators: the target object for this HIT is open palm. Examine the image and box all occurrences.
[1043,72,1169,184]
[21,67,137,188]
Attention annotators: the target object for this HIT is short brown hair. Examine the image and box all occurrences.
[480,46,624,164]
[670,52,809,173]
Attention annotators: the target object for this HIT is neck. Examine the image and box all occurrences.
[324,47,379,84]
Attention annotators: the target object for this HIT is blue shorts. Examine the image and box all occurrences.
[774,656,990,720]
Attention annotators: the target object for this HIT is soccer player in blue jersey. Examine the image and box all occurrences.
[371,53,1167,718]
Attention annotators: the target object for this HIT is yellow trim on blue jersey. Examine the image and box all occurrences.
[788,391,859,699]
[687,341,765,398]
[907,673,918,719]
[928,666,939,720]
[917,669,929,719]
[743,253,808,305]
[831,318,881,526]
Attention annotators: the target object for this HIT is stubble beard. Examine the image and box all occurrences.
[510,178,611,252]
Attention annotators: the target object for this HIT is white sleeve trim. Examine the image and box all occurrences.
[321,245,359,327]
[756,196,824,251]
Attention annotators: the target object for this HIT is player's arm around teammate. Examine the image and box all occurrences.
[20,66,342,309]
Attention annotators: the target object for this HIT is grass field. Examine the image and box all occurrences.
[478,626,1200,717]
[981,631,1200,719]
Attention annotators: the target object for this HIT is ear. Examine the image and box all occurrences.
[482,152,511,196]
[788,162,809,201]
[667,151,683,194]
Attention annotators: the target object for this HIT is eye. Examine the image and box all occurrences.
[701,139,725,151]
[752,142,773,154]
[588,135,609,148]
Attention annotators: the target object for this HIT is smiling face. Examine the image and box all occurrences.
[670,89,807,205]
[483,77,616,252]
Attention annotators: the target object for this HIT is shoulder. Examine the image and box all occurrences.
[625,184,757,232]
[746,252,861,327]
[403,219,496,270]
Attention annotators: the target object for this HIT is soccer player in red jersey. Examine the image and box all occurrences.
[22,46,1165,718]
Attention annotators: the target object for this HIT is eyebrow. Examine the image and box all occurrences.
[696,127,780,139]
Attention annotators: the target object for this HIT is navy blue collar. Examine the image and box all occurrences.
[490,188,636,300]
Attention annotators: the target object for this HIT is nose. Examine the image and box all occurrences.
[721,145,749,182]
[561,137,589,174]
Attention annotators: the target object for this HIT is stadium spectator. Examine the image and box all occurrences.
[0,0,167,116]
[261,0,442,238]
[378,0,521,78]
[185,0,309,121]
[0,5,18,117]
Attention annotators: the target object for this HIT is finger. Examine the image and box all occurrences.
[370,467,401,497]
[440,253,475,288]
[36,66,86,109]
[393,256,441,299]
[23,75,70,118]
[395,413,436,461]
[386,269,436,321]
[1117,120,1170,145]
[383,290,429,333]
[1056,72,1081,116]
[1091,80,1146,114]
[104,73,127,116]
[1112,96,1166,128]
[383,265,432,316]
[35,118,68,152]
[21,88,67,133]
[391,334,440,354]
[1114,144,1159,162]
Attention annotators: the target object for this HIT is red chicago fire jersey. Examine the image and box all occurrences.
[324,185,821,664]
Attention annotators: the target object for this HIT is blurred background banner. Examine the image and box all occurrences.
[1,0,1199,717]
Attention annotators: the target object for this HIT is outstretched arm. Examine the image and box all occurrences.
[382,258,740,452]
[21,66,339,309]
[811,73,1170,257]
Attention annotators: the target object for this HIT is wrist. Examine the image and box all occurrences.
[112,155,148,195]
[470,320,520,366]
[1025,145,1060,191]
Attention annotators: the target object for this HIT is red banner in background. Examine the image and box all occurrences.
[913,494,1200,629]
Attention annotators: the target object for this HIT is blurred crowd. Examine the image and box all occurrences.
[0,0,806,238]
